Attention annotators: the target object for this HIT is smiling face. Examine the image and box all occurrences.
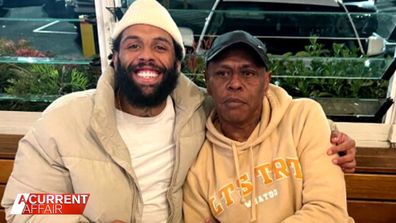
[112,24,180,108]
[206,44,271,126]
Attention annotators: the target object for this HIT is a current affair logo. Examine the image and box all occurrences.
[10,193,90,215]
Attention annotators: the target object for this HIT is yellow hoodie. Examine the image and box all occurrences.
[183,84,354,223]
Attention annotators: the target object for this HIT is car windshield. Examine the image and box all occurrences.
[223,0,339,7]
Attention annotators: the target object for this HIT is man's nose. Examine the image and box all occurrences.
[227,73,243,91]
[138,47,154,61]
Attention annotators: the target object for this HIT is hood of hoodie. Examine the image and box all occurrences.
[206,84,292,151]
[184,84,352,223]
[205,84,292,222]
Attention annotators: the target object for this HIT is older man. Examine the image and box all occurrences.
[183,30,354,222]
[2,0,206,222]
[2,1,354,222]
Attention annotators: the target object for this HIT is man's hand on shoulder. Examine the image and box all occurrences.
[328,130,357,173]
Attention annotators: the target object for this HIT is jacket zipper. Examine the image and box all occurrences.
[166,101,203,222]
[132,184,139,223]
[122,161,140,223]
[166,116,182,222]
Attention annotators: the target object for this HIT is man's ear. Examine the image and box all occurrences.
[112,52,119,70]
[204,70,212,95]
[176,61,181,72]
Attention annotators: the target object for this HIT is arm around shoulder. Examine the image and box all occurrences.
[283,101,354,223]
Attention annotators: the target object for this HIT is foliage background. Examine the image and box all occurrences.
[0,39,100,111]
[0,38,390,111]
[182,37,389,99]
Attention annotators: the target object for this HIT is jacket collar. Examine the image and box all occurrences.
[89,67,205,175]
[171,73,205,115]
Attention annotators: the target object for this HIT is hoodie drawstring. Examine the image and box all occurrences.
[232,143,257,222]
[249,146,257,222]
[232,143,245,203]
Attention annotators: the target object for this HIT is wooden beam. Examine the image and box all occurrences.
[0,184,5,208]
[0,135,22,153]
[346,173,396,200]
[355,147,396,173]
[0,209,5,223]
[348,200,396,223]
[0,160,13,184]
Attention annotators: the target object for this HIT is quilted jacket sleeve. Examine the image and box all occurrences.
[1,124,90,223]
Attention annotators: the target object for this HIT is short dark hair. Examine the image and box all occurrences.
[173,40,183,62]
[111,34,123,53]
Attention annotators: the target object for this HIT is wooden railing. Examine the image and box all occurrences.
[0,111,396,223]
[345,147,396,223]
[0,133,22,222]
[0,111,41,223]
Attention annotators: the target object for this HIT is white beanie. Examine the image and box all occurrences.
[111,0,185,59]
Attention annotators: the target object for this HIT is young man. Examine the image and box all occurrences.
[2,0,206,222]
[2,0,354,222]
[183,30,354,223]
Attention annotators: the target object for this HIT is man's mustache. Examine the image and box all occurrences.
[126,61,167,74]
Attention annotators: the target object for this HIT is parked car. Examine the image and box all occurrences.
[64,0,130,15]
[376,0,396,53]
[167,0,383,55]
[65,0,95,14]
[43,0,75,18]
[55,0,386,56]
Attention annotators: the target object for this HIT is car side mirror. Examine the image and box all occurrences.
[179,27,195,54]
[367,33,386,56]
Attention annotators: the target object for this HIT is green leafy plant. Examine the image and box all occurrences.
[295,36,331,57]
[0,38,100,111]
[182,53,206,87]
[182,36,389,99]
[0,63,15,93]
[269,37,388,98]
[2,63,99,111]
[0,36,389,112]
[5,64,94,96]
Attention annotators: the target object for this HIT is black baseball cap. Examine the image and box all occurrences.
[206,30,269,69]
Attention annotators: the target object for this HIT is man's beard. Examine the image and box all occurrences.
[114,59,179,108]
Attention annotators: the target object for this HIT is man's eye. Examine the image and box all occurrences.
[127,44,140,49]
[242,70,256,77]
[215,71,228,77]
[155,45,167,51]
